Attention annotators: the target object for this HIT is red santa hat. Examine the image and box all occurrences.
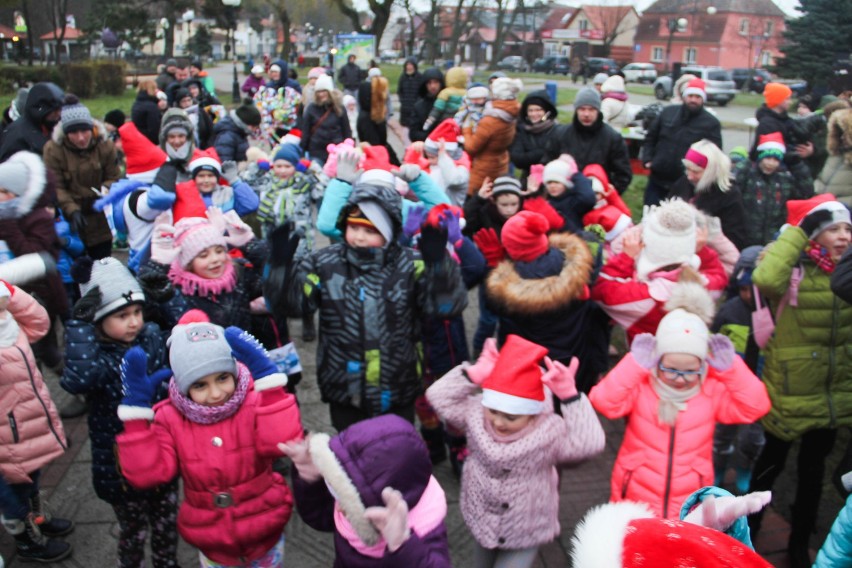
[172,180,208,222]
[571,501,772,568]
[480,335,549,415]
[786,193,851,238]
[119,122,167,183]
[189,147,222,179]
[425,119,461,156]
[756,131,786,161]
[682,78,707,102]
[281,128,301,146]
[501,211,550,262]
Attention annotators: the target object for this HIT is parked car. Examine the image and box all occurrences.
[380,50,401,62]
[731,68,773,93]
[622,63,658,83]
[532,56,570,75]
[586,57,620,76]
[652,66,737,106]
[497,55,529,73]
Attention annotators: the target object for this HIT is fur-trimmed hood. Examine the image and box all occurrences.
[0,151,46,218]
[51,118,108,147]
[827,108,852,163]
[357,76,389,123]
[486,232,592,316]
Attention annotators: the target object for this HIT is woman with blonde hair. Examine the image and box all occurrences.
[669,139,747,249]
[131,79,163,144]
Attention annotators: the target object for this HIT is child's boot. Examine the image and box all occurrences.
[420,426,447,464]
[1,514,72,563]
[30,492,74,537]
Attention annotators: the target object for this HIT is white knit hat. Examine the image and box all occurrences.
[542,156,578,188]
[315,75,334,93]
[636,198,697,281]
[491,77,523,101]
[654,281,715,361]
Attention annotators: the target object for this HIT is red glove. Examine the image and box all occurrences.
[523,197,565,231]
[473,228,504,268]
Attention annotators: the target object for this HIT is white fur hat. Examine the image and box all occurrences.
[491,77,523,100]
[636,198,697,281]
[542,157,577,188]
[315,74,334,93]
[654,281,715,361]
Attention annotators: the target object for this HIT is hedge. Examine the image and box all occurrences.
[0,61,128,97]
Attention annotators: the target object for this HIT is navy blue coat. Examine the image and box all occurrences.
[212,116,250,163]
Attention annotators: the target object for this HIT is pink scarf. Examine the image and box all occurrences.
[333,476,447,558]
[168,260,237,297]
[806,240,837,274]
[168,363,251,425]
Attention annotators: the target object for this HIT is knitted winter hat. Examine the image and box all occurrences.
[574,87,601,111]
[308,67,326,79]
[166,58,178,68]
[763,82,792,109]
[593,73,609,86]
[119,122,168,183]
[636,198,697,281]
[682,78,707,101]
[315,75,334,92]
[347,202,393,244]
[159,109,194,145]
[103,109,126,130]
[425,119,461,156]
[168,310,237,394]
[71,257,145,322]
[787,194,851,239]
[273,143,302,167]
[467,85,489,99]
[654,280,715,361]
[491,77,523,101]
[368,67,382,78]
[756,132,786,162]
[251,64,265,75]
[481,334,549,415]
[501,211,550,262]
[61,97,93,133]
[600,75,625,94]
[174,218,228,268]
[543,155,578,187]
[492,176,523,198]
[0,159,30,197]
[190,154,222,178]
[234,103,261,127]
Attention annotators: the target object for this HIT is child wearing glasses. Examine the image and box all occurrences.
[589,274,771,519]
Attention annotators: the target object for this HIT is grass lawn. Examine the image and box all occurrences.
[80,89,138,120]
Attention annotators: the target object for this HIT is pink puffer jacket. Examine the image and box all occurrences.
[589,353,770,518]
[0,286,67,483]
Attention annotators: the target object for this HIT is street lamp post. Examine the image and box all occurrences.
[222,0,242,103]
[665,17,687,75]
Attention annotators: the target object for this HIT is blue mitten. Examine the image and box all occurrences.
[224,326,288,391]
[118,347,172,421]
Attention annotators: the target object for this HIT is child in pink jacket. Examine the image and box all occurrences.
[426,334,605,568]
[116,311,303,567]
[589,278,771,519]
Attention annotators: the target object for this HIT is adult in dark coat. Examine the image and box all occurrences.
[267,59,302,94]
[300,75,351,165]
[409,68,445,142]
[397,58,422,128]
[544,87,632,195]
[212,104,262,163]
[357,73,399,165]
[510,89,559,185]
[131,80,162,145]
[156,58,178,91]
[641,79,722,206]
[750,82,814,167]
[0,82,64,161]
[833,248,852,304]
[337,54,363,96]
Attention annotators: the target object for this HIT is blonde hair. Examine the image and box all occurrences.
[683,139,731,193]
[137,80,158,97]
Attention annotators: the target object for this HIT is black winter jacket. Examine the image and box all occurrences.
[510,90,559,183]
[0,82,64,160]
[131,91,162,145]
[750,105,804,166]
[338,62,363,91]
[832,248,852,304]
[642,104,722,187]
[409,68,445,142]
[544,113,633,194]
[668,176,748,250]
[212,115,250,162]
[397,59,422,127]
[300,101,351,164]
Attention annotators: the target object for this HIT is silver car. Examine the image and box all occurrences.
[622,63,658,84]
[653,66,738,106]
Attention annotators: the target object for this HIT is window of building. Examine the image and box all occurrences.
[579,18,589,31]
[760,50,771,66]
[765,21,774,36]
[739,18,749,35]
[684,47,696,64]
[651,46,664,62]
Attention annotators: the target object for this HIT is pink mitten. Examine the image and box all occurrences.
[706,334,736,371]
[150,223,179,265]
[206,206,227,234]
[630,333,658,369]
[465,338,500,385]
[683,491,771,532]
[528,164,544,191]
[364,488,411,552]
[278,439,321,483]
[222,210,256,248]
[541,356,579,400]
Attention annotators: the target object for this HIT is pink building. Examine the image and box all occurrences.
[634,0,786,72]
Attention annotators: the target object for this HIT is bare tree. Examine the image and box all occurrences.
[489,0,519,69]
[591,3,636,57]
[45,0,69,64]
[447,0,478,63]
[329,0,392,48]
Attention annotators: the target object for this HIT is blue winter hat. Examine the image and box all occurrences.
[273,144,302,167]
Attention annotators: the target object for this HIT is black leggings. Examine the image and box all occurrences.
[748,428,837,538]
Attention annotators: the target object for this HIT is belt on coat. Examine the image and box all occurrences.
[183,470,276,509]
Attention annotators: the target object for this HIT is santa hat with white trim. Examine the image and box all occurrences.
[481,335,549,415]
[425,119,461,157]
[756,131,785,162]
[119,122,167,183]
[189,148,222,179]
[682,78,707,102]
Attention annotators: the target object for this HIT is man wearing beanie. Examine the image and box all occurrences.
[213,103,261,162]
[750,81,814,166]
[544,86,633,195]
[0,82,64,160]
[642,78,722,206]
[43,96,120,259]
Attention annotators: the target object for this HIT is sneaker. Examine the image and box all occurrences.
[30,493,74,538]
[2,514,72,563]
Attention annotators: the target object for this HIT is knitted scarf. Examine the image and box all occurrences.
[602,91,628,102]
[522,117,555,134]
[652,374,702,426]
[168,259,237,297]
[168,363,251,425]
[806,240,837,273]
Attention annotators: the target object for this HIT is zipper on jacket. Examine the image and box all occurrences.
[16,345,67,451]
[8,412,19,443]
[827,293,839,427]
[662,426,676,518]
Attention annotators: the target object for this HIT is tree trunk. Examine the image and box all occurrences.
[21,0,33,66]
[489,1,518,69]
[164,14,176,58]
[278,8,290,60]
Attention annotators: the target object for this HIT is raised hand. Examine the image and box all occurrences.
[541,356,579,400]
[364,487,412,552]
[465,338,500,385]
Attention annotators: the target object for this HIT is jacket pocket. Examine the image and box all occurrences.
[774,346,825,396]
[8,412,19,443]
[618,451,646,499]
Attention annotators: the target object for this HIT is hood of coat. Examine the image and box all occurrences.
[158,108,196,150]
[23,82,64,128]
[445,67,468,90]
[51,118,108,149]
[404,57,419,75]
[335,182,404,239]
[0,151,47,218]
[583,163,610,188]
[418,68,445,98]
[267,59,289,90]
[487,232,592,316]
[212,115,244,136]
[521,90,557,122]
[309,415,433,545]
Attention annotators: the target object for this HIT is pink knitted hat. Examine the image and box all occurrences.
[174,218,228,268]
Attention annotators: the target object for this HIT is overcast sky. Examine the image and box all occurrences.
[633,0,800,16]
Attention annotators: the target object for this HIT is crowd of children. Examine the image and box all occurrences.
[0,66,850,568]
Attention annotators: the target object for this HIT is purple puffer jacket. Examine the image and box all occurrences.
[292,415,451,567]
